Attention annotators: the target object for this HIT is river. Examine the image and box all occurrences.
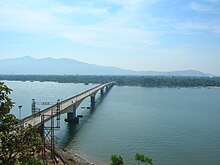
[3,81,220,165]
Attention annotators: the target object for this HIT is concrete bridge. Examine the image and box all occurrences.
[22,82,114,127]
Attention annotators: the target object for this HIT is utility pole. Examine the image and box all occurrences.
[18,105,22,119]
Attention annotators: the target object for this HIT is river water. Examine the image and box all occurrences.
[3,81,220,165]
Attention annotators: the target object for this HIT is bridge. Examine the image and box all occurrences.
[21,82,114,127]
[18,82,114,164]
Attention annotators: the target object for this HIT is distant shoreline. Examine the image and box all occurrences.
[2,79,220,88]
[1,75,220,88]
[207,86,220,88]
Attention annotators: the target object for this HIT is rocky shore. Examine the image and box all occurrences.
[54,146,95,165]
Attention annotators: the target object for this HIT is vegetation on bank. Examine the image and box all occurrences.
[110,155,124,165]
[0,82,42,165]
[135,153,153,165]
[0,75,220,87]
[110,153,153,165]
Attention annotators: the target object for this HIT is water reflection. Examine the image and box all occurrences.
[56,89,112,149]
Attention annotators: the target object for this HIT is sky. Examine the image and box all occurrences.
[0,0,220,75]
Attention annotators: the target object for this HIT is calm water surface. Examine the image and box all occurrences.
[4,81,220,165]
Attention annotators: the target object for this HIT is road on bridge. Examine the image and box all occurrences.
[21,82,114,127]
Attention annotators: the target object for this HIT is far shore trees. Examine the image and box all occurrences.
[0,81,42,164]
[1,75,220,87]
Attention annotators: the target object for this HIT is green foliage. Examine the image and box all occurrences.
[27,157,42,165]
[17,125,42,164]
[110,154,124,165]
[18,156,42,165]
[1,75,220,87]
[0,81,42,165]
[0,81,13,117]
[110,153,153,165]
[135,153,153,165]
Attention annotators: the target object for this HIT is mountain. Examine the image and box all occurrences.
[0,56,211,76]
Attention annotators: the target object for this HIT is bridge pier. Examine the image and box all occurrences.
[90,95,96,109]
[106,85,111,92]
[65,104,79,123]
[106,84,113,91]
[100,89,104,96]
[91,95,95,104]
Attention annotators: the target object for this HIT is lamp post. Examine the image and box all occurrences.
[18,105,22,120]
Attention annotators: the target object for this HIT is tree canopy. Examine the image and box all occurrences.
[135,153,153,164]
[0,81,42,165]
[110,154,124,165]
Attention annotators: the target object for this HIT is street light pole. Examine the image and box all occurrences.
[18,105,22,120]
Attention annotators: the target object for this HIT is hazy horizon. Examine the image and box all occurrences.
[0,0,220,75]
[0,55,214,76]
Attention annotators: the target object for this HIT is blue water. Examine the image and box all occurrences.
[3,81,220,165]
[4,81,96,118]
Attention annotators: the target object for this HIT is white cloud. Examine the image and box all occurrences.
[189,2,218,13]
[189,1,220,14]
[58,0,159,48]
[1,0,220,50]
[205,0,220,3]
[0,0,159,49]
[181,22,220,34]
[61,26,158,49]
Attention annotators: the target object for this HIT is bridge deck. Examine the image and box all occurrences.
[22,82,114,127]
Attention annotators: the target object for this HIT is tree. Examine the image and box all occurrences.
[135,153,153,165]
[135,153,143,165]
[17,124,42,164]
[0,81,42,164]
[110,154,124,165]
[144,156,153,165]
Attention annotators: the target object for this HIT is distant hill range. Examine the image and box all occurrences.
[0,56,211,76]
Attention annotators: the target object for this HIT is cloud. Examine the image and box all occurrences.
[0,1,59,33]
[61,26,158,49]
[0,0,159,49]
[180,21,220,34]
[189,2,218,13]
[51,5,109,15]
[59,0,159,48]
[1,0,220,50]
[184,1,220,34]
[205,0,220,3]
[148,1,220,35]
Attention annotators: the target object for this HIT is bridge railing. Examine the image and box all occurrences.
[62,82,113,104]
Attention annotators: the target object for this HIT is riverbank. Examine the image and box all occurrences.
[56,147,95,165]
[41,145,95,165]
[207,86,220,88]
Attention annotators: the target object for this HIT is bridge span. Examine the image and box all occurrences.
[22,82,114,127]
